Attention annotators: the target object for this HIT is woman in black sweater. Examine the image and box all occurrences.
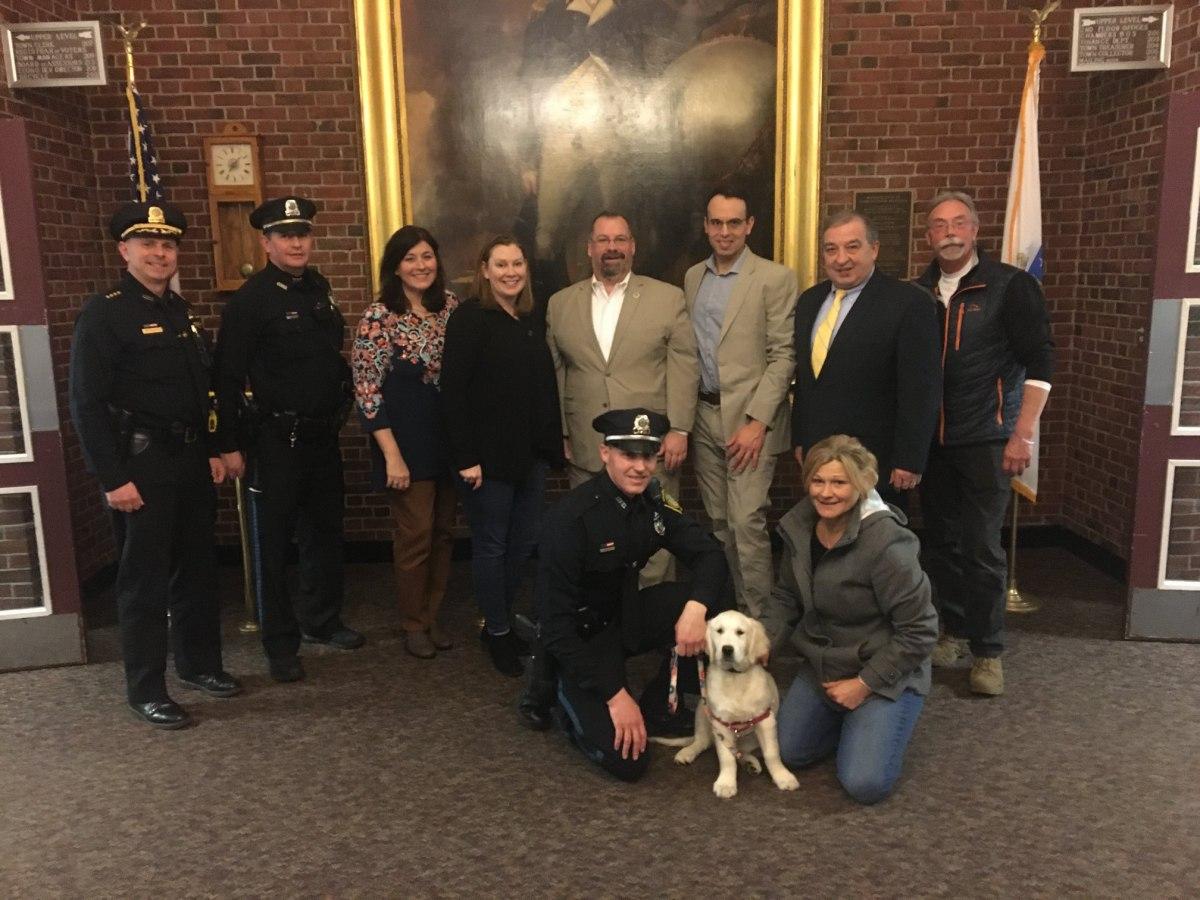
[440,236,562,676]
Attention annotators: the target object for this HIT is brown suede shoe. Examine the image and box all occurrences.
[404,630,437,659]
[428,624,454,651]
[969,657,1004,696]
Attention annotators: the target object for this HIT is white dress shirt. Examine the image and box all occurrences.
[591,272,630,361]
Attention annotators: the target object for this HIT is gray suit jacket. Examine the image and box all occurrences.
[684,249,798,455]
[546,274,698,472]
[760,491,939,699]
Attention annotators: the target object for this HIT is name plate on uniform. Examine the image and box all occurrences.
[1,21,106,89]
[853,190,913,280]
[1071,5,1172,72]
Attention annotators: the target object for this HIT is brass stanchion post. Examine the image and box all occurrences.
[234,476,259,633]
[1005,489,1040,614]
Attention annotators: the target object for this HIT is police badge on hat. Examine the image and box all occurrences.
[284,198,300,218]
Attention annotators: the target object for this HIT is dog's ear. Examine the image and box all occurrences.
[747,616,770,666]
[706,616,718,662]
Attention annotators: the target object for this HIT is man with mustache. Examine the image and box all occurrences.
[914,191,1054,697]
[791,210,941,507]
[545,212,699,584]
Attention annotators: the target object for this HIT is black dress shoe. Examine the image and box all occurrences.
[269,657,306,683]
[481,629,524,677]
[644,708,695,739]
[178,671,243,698]
[128,700,192,730]
[517,695,554,731]
[479,623,530,658]
[302,627,365,650]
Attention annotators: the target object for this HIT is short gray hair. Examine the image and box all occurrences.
[820,209,879,245]
[927,190,979,225]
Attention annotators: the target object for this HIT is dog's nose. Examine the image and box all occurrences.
[721,644,734,658]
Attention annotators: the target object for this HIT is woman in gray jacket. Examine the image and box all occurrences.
[760,434,938,804]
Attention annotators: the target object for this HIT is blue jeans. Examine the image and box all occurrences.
[776,672,925,805]
[459,460,548,634]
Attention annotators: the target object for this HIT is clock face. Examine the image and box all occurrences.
[211,143,255,186]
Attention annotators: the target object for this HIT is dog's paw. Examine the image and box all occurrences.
[741,755,763,775]
[772,770,800,792]
[712,778,738,799]
[674,747,699,766]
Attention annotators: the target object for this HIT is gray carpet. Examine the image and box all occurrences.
[2,548,1198,898]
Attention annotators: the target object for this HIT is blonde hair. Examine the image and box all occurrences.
[802,434,879,498]
[472,235,534,316]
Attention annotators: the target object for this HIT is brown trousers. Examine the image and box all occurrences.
[388,477,457,633]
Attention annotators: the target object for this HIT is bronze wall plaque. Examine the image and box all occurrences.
[853,190,913,279]
[1071,5,1172,72]
[1,21,106,89]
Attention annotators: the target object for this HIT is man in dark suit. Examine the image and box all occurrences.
[791,211,941,504]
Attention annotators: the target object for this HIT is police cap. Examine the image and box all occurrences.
[593,407,670,455]
[109,202,187,242]
[250,196,317,235]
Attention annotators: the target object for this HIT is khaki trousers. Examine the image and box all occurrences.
[567,461,678,586]
[388,478,457,633]
[691,400,777,617]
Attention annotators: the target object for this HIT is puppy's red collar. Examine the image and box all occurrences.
[706,706,772,738]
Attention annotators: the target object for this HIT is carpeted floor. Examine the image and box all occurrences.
[3,547,1198,898]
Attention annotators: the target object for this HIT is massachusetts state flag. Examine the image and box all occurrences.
[1002,37,1046,502]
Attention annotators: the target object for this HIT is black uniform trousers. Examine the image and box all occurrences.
[557,581,724,783]
[250,428,346,660]
[919,441,1010,658]
[113,444,221,703]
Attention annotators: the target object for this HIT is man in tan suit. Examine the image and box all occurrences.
[684,185,797,617]
[546,212,699,581]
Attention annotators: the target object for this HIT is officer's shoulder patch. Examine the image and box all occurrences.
[660,488,683,514]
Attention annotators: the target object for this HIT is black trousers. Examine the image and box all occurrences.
[250,429,345,660]
[919,441,1010,657]
[112,446,221,703]
[556,581,729,782]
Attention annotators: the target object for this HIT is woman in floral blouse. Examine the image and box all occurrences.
[352,226,459,660]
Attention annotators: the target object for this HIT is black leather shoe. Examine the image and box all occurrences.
[480,623,530,658]
[302,627,365,650]
[481,629,524,677]
[644,708,695,739]
[269,657,306,683]
[128,699,192,730]
[178,671,242,698]
[517,694,554,731]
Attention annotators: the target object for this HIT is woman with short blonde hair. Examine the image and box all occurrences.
[761,434,938,804]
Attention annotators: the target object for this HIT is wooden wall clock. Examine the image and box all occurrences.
[203,124,265,292]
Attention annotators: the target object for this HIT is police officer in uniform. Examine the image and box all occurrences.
[69,202,241,729]
[525,408,729,782]
[216,196,363,683]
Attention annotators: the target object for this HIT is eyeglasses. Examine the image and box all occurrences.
[928,216,973,234]
[706,218,747,231]
[590,235,632,247]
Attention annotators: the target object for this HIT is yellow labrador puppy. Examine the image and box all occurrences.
[671,610,800,799]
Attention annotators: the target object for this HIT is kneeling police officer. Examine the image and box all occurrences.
[522,408,729,781]
[70,202,241,729]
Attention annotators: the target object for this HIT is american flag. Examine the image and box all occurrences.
[126,84,164,203]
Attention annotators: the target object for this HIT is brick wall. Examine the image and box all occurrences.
[3,0,1192,583]
[0,0,110,577]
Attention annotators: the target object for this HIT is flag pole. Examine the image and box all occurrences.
[1004,0,1057,615]
[117,21,149,202]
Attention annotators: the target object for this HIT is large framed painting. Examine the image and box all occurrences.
[355,0,822,298]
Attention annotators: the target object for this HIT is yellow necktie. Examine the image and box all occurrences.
[811,288,845,377]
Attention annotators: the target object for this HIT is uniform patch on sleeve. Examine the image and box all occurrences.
[660,489,683,514]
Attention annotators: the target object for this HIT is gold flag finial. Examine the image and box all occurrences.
[1025,0,1061,46]
[117,19,147,87]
